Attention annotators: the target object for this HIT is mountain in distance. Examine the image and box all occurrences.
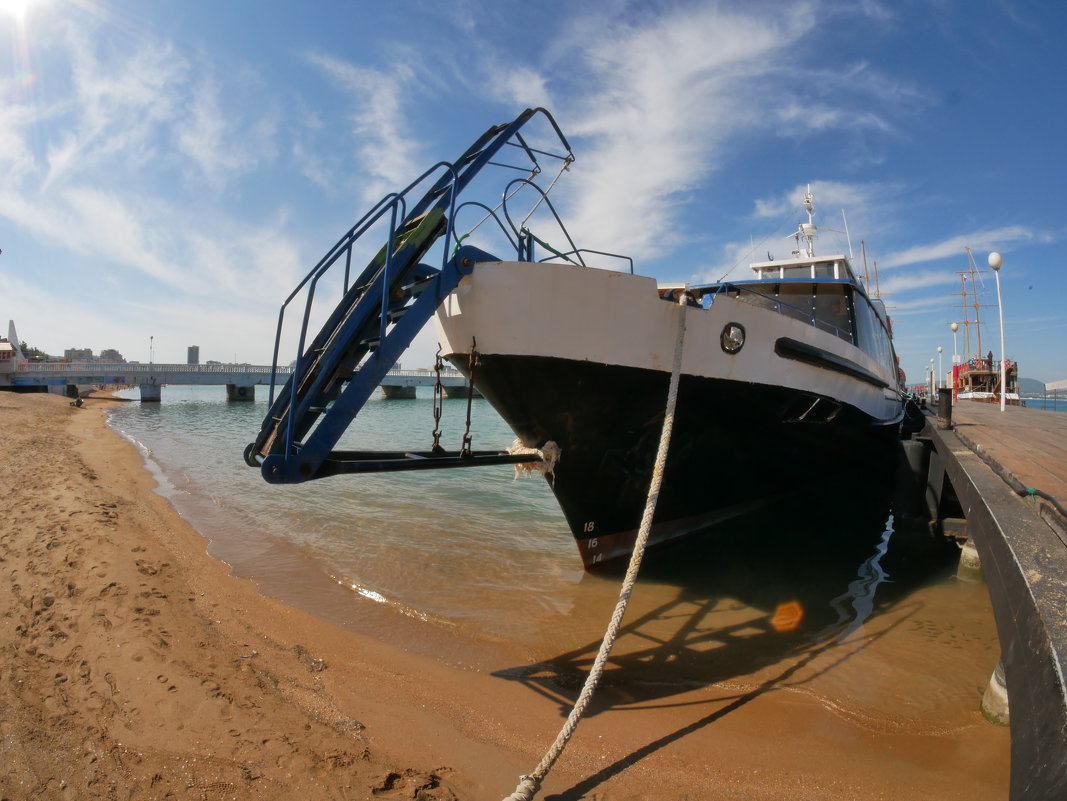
[1018,377,1046,394]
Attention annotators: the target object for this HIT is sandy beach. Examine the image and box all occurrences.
[0,391,1010,800]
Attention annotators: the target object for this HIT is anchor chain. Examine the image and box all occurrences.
[431,346,445,454]
[461,338,478,458]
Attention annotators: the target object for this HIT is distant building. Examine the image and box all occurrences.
[187,345,200,365]
[99,348,126,363]
[0,339,16,375]
[64,348,93,361]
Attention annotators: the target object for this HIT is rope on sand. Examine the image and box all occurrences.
[501,290,690,801]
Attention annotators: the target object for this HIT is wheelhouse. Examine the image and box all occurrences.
[686,253,898,383]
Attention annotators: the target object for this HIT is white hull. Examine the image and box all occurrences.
[436,260,902,425]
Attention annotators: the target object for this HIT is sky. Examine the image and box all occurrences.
[1,0,1064,385]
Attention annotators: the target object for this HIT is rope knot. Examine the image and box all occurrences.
[502,775,540,801]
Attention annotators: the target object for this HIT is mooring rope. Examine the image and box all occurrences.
[502,290,690,801]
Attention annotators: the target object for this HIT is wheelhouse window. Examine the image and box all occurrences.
[776,283,814,324]
[813,284,852,342]
[854,294,895,374]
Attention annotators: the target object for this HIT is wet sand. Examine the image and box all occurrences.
[0,391,1010,800]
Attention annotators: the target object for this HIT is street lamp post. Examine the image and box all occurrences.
[930,357,936,394]
[150,335,154,365]
[937,346,943,393]
[988,252,1006,411]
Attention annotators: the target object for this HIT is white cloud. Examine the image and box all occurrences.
[306,53,424,203]
[882,294,956,316]
[44,27,187,188]
[176,76,275,189]
[553,4,819,259]
[878,269,958,295]
[879,226,1036,269]
[487,66,553,110]
[0,101,39,182]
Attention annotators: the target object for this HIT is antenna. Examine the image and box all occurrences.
[796,185,818,257]
[860,240,871,294]
[841,209,854,260]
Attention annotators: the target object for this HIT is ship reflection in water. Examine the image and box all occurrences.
[494,481,990,725]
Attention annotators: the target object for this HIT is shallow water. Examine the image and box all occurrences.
[107,384,1002,729]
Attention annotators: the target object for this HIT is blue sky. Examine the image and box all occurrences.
[1,0,1064,384]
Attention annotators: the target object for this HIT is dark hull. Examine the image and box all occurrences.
[454,354,901,570]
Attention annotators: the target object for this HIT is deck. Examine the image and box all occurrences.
[951,400,1067,523]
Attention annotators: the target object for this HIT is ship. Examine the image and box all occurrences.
[247,109,906,570]
[953,356,1019,405]
[949,249,1019,406]
[434,189,906,568]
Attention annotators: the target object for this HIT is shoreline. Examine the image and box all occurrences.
[1,391,1010,800]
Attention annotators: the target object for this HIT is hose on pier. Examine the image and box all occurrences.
[501,291,690,801]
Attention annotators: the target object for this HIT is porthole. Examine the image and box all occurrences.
[720,322,746,354]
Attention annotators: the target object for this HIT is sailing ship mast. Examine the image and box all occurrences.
[954,247,995,360]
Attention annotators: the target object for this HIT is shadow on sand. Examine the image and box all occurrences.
[492,484,962,799]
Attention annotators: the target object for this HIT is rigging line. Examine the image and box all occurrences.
[716,216,793,282]
[517,158,573,231]
[457,170,540,244]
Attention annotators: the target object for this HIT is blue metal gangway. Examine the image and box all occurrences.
[245,108,576,484]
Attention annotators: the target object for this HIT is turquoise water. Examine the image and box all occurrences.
[109,384,589,661]
[106,384,991,692]
[1022,397,1067,412]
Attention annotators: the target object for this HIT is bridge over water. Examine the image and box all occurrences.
[3,361,475,401]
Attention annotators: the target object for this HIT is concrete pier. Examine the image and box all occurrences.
[982,659,1011,726]
[226,383,255,401]
[915,401,1067,799]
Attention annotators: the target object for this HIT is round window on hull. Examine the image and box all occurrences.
[721,322,746,354]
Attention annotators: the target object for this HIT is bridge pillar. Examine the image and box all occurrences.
[442,383,482,399]
[226,384,255,402]
[380,385,416,399]
[139,382,162,402]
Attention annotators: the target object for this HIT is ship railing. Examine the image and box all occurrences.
[450,180,633,273]
[695,282,852,342]
[536,247,634,274]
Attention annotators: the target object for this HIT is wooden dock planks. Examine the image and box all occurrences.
[951,400,1067,506]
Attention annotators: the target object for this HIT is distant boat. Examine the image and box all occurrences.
[953,356,1020,405]
[950,249,1019,406]
[436,188,906,568]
